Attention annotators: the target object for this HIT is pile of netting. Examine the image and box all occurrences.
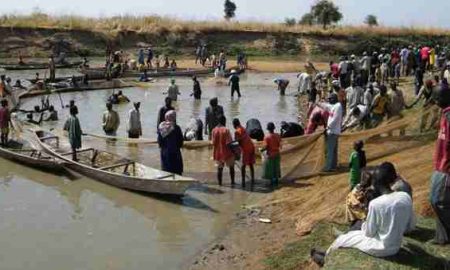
[278,106,437,181]
[49,105,438,183]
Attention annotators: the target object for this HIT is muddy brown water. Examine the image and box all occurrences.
[0,68,303,269]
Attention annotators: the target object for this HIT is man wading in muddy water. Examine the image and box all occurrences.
[102,102,120,136]
[228,70,241,98]
[212,116,235,186]
[205,98,224,140]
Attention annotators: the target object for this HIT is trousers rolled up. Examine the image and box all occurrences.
[324,134,339,171]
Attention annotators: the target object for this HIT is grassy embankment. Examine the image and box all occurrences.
[259,132,450,269]
[2,13,450,63]
[265,218,450,269]
[258,78,450,269]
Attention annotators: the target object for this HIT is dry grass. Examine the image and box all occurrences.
[256,140,435,238]
[1,13,450,37]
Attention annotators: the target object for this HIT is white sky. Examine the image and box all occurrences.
[3,0,450,28]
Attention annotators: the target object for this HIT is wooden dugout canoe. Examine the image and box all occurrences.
[80,67,215,79]
[21,79,133,98]
[0,139,64,172]
[34,130,198,196]
[0,61,82,71]
[80,66,245,79]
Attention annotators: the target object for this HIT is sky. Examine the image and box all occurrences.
[3,0,450,28]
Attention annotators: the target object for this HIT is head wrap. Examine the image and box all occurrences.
[158,110,176,138]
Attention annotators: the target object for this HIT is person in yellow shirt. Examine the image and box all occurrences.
[370,85,390,127]
[429,47,436,70]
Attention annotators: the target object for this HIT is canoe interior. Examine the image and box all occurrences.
[0,139,57,162]
[35,130,191,182]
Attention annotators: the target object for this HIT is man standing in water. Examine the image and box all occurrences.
[0,99,10,146]
[102,102,120,136]
[127,102,142,138]
[157,97,175,127]
[192,76,202,100]
[166,79,180,101]
[233,118,256,187]
[205,98,225,140]
[274,78,290,96]
[317,93,343,172]
[429,87,450,245]
[212,116,235,186]
[147,47,154,68]
[48,55,56,82]
[64,106,82,161]
[228,70,241,98]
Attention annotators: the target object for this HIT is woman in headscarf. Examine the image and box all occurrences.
[157,110,184,175]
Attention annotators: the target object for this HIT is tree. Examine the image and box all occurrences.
[224,0,237,20]
[299,13,315,26]
[365,14,378,27]
[310,0,343,29]
[284,18,297,26]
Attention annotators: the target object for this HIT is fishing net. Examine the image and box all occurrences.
[278,106,438,181]
[172,104,437,184]
[50,103,439,183]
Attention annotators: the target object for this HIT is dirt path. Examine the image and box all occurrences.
[189,138,436,269]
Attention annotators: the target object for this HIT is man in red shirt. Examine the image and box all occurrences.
[430,87,450,245]
[212,115,235,186]
[306,107,329,135]
[233,118,256,187]
[420,46,431,70]
[329,61,339,79]
[261,122,282,186]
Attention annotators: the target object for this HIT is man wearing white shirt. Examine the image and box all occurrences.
[339,56,349,88]
[360,52,371,86]
[342,104,369,131]
[444,64,450,84]
[317,93,343,172]
[345,81,364,112]
[400,47,410,76]
[127,102,142,138]
[297,72,311,95]
[311,162,416,267]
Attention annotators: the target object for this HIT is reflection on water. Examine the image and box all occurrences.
[20,73,300,137]
[1,69,302,269]
[0,159,260,270]
[19,72,301,178]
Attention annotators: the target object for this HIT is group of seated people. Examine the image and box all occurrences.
[310,162,415,266]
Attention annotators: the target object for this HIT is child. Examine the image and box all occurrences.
[261,122,282,186]
[0,99,10,146]
[345,167,377,226]
[349,140,367,189]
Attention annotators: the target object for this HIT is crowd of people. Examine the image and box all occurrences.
[0,42,449,263]
[311,85,450,266]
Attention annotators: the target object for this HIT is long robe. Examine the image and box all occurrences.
[64,116,82,149]
[328,192,415,257]
[158,125,184,175]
